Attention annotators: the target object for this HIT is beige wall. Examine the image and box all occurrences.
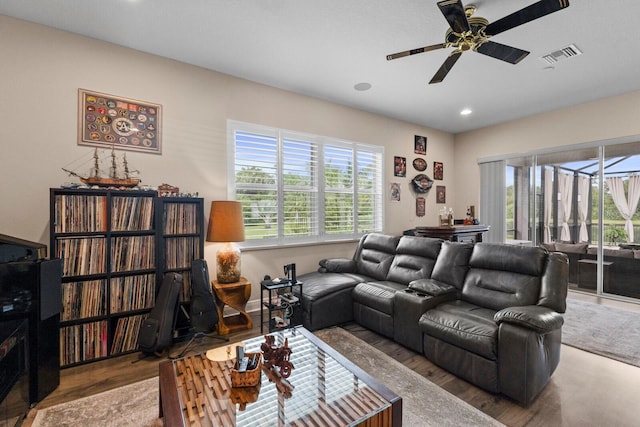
[5,15,640,309]
[453,90,640,223]
[0,16,455,308]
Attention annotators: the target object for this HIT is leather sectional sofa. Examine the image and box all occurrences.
[296,233,569,406]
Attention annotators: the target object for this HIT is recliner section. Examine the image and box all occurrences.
[297,233,569,406]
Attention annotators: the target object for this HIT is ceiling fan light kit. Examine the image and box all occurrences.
[386,0,570,84]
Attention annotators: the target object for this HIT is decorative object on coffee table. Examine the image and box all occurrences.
[230,352,262,387]
[261,336,294,378]
[206,201,245,283]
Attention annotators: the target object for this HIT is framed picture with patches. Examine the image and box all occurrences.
[78,89,162,154]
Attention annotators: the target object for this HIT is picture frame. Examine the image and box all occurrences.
[394,156,407,177]
[412,158,427,171]
[390,182,401,202]
[434,161,444,180]
[78,89,162,154]
[436,185,446,204]
[416,197,425,217]
[411,174,433,194]
[414,135,427,155]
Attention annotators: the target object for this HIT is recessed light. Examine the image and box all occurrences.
[460,108,472,116]
[354,82,372,91]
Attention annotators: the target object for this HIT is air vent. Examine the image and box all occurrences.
[539,44,582,65]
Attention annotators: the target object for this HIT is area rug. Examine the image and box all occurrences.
[29,329,502,427]
[30,377,162,427]
[315,327,503,427]
[562,297,640,367]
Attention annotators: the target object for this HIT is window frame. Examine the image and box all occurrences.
[227,120,384,248]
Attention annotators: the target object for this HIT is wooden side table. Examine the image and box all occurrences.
[211,277,253,335]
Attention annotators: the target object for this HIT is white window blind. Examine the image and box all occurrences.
[228,120,384,247]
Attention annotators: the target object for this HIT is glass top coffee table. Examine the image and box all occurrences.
[159,326,402,426]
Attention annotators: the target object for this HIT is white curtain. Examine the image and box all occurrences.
[558,172,574,241]
[544,168,553,242]
[605,175,640,242]
[479,160,506,243]
[577,176,590,242]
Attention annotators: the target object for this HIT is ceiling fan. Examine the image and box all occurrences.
[386,0,570,84]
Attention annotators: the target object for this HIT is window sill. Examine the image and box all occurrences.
[240,238,360,252]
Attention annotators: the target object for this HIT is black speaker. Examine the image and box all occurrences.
[29,259,62,404]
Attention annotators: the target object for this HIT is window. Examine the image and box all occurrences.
[228,121,384,247]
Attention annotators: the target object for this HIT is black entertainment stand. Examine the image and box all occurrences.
[1,234,62,409]
[0,319,29,426]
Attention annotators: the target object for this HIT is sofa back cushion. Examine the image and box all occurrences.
[386,236,442,284]
[538,252,569,313]
[555,242,588,254]
[587,247,635,258]
[353,233,400,281]
[430,241,474,289]
[461,244,546,311]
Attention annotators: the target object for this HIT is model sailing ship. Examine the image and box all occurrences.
[63,147,141,188]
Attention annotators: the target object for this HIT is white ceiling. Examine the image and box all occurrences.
[2,0,639,134]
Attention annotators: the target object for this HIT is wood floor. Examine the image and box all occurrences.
[25,292,640,427]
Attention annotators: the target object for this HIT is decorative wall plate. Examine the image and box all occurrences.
[412,158,427,171]
[411,174,433,193]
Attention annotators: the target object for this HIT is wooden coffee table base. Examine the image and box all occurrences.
[159,328,401,426]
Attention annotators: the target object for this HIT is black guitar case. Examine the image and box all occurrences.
[190,259,219,333]
[138,272,182,355]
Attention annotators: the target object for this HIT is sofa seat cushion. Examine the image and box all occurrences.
[352,281,405,315]
[297,271,369,308]
[419,300,498,360]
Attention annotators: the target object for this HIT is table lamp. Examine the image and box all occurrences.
[207,201,245,283]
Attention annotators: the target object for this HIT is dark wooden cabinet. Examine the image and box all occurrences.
[405,225,490,243]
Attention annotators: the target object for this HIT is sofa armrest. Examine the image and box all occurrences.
[494,305,564,333]
[318,258,357,273]
[408,278,457,296]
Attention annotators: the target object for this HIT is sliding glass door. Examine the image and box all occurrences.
[487,140,640,303]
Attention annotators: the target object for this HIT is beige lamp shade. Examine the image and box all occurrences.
[206,201,245,243]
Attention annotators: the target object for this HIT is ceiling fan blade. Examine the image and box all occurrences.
[476,41,530,64]
[386,43,447,61]
[437,0,470,34]
[429,52,462,84]
[484,0,570,36]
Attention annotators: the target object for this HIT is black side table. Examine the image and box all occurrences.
[260,279,303,333]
